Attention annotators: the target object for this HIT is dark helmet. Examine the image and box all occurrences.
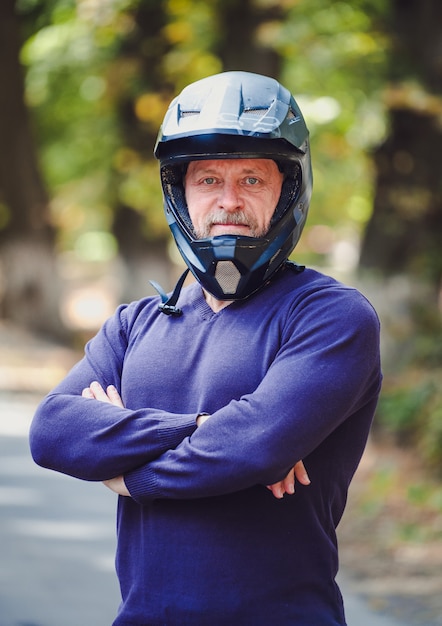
[154,71,312,302]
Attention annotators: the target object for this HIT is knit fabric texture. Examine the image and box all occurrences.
[30,266,382,625]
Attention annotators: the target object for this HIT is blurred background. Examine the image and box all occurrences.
[0,0,441,624]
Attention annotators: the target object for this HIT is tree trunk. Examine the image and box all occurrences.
[360,107,442,288]
[111,0,173,300]
[359,0,442,369]
[360,0,442,295]
[0,0,65,338]
[214,0,286,77]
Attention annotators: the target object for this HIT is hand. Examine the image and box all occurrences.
[82,381,129,496]
[82,381,124,407]
[103,475,130,497]
[267,460,311,499]
[196,413,211,426]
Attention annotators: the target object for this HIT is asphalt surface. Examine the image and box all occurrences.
[0,391,405,626]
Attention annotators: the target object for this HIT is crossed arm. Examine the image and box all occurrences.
[82,381,311,500]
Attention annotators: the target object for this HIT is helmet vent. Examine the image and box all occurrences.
[215,261,241,295]
[180,110,200,118]
[287,107,300,121]
[243,107,269,116]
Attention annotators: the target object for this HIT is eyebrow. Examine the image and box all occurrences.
[189,166,269,176]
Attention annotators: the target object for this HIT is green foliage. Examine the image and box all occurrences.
[377,371,442,476]
[351,460,442,548]
[272,0,390,266]
[409,299,442,368]
[378,381,432,440]
[19,0,124,250]
[162,0,221,89]
[419,395,442,474]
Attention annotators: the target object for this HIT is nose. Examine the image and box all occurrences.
[217,180,244,212]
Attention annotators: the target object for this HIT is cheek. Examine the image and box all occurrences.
[185,189,200,222]
[261,191,280,225]
[187,197,209,228]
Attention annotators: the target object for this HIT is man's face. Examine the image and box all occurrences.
[184,159,284,238]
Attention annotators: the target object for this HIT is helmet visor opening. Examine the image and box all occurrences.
[156,134,305,166]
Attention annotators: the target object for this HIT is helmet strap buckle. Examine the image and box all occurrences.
[149,269,190,317]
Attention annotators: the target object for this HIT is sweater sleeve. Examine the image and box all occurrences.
[124,288,382,503]
[29,303,197,481]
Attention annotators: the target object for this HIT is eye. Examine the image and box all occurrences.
[245,176,260,185]
[202,177,217,185]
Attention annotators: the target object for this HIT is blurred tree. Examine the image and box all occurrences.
[109,0,173,302]
[271,0,389,267]
[360,0,442,300]
[213,0,287,76]
[0,0,65,336]
[358,0,442,469]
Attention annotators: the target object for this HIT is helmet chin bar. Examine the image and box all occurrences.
[170,213,301,302]
[214,261,242,296]
[170,223,264,300]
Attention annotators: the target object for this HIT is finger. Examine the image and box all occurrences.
[282,467,295,495]
[266,482,284,499]
[106,385,124,408]
[82,387,94,399]
[89,381,112,403]
[293,460,311,486]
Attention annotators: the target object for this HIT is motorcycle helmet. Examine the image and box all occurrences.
[154,71,313,306]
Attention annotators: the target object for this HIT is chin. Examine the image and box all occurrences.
[210,226,251,237]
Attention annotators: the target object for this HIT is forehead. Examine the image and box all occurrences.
[186,158,279,177]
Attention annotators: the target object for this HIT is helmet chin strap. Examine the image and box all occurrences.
[149,269,190,316]
[150,261,305,318]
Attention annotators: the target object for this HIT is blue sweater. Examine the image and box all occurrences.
[30,266,382,625]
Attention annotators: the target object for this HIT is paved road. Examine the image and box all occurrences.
[0,392,404,626]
